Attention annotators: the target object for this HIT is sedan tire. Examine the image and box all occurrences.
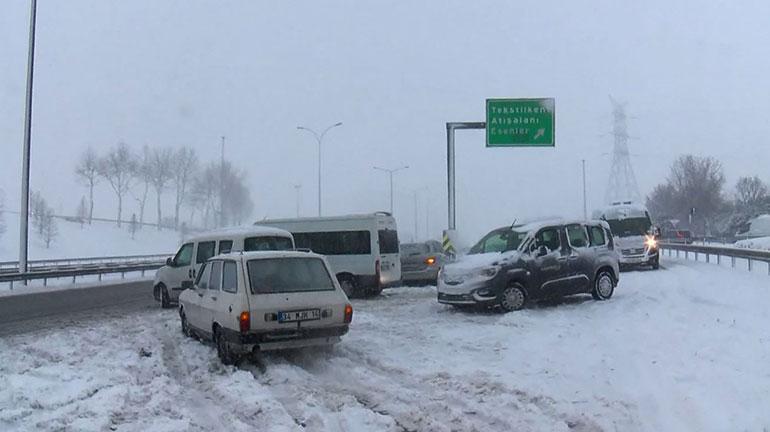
[215,328,237,366]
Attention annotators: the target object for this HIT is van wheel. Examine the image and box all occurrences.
[500,283,526,312]
[651,256,660,270]
[592,270,615,300]
[338,275,357,298]
[215,328,236,366]
[159,284,171,309]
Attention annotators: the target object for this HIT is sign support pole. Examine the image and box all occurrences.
[446,122,485,231]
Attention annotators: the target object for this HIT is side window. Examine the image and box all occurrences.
[566,225,589,248]
[222,261,238,293]
[196,263,211,290]
[174,243,194,267]
[196,241,216,264]
[533,228,562,253]
[589,226,607,247]
[209,261,222,291]
[218,240,233,254]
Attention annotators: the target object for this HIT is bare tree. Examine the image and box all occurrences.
[30,191,47,235]
[148,147,174,230]
[647,155,726,235]
[41,207,58,249]
[128,213,139,239]
[172,147,198,229]
[99,142,137,227]
[131,145,153,227]
[735,176,768,209]
[191,160,254,228]
[74,147,100,224]
[75,196,88,228]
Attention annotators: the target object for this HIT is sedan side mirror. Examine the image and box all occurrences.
[537,246,549,257]
[166,257,173,267]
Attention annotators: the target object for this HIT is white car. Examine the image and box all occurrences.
[178,250,353,364]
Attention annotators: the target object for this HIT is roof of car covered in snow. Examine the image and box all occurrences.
[491,218,610,235]
[592,202,649,219]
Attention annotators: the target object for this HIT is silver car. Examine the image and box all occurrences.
[400,240,446,285]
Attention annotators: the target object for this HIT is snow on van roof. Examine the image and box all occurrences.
[257,212,393,224]
[187,225,291,241]
[494,218,608,234]
[593,202,649,219]
[210,250,323,261]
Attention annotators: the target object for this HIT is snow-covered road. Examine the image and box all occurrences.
[1,258,769,431]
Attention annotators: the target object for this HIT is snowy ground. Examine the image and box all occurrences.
[1,258,769,431]
[735,236,770,251]
[0,218,178,261]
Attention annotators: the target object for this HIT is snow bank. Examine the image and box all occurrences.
[734,236,770,251]
[1,258,769,431]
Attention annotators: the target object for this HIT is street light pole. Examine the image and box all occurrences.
[373,165,409,214]
[293,184,302,217]
[297,122,343,217]
[19,0,38,279]
[582,159,587,220]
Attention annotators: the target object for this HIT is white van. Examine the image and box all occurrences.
[258,212,401,297]
[153,226,295,307]
[593,201,660,269]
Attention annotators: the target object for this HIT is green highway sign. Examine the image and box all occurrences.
[486,98,555,147]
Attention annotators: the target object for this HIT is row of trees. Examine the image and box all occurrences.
[646,154,769,237]
[74,143,254,231]
[30,192,58,248]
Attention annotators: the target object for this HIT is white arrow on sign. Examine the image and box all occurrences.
[533,128,545,140]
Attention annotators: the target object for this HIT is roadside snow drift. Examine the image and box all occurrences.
[1,258,769,431]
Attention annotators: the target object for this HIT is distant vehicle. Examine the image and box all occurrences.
[661,229,693,244]
[400,240,446,285]
[258,212,401,297]
[437,219,619,312]
[593,202,660,270]
[153,226,295,308]
[178,251,352,365]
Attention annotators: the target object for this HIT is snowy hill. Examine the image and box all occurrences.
[0,217,179,261]
[734,236,770,252]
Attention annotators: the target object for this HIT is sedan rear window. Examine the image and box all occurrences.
[247,258,336,294]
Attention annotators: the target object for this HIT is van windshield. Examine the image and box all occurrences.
[244,236,294,251]
[606,218,651,237]
[469,228,527,254]
[247,258,336,294]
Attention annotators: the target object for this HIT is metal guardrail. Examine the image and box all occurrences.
[661,242,770,274]
[0,254,171,289]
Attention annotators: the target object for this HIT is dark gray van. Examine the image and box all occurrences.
[437,220,620,312]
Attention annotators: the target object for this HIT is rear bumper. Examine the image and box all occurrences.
[221,325,349,353]
[402,268,440,283]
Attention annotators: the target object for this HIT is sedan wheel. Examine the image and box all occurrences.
[159,285,170,309]
[592,271,615,300]
[500,284,526,312]
[180,311,191,337]
[339,277,357,298]
[215,330,236,366]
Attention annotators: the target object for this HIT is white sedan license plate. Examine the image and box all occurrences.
[278,309,321,323]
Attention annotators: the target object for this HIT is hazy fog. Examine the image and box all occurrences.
[2,0,770,245]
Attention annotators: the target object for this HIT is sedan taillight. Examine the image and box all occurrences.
[239,311,250,333]
[425,256,436,266]
[344,304,353,324]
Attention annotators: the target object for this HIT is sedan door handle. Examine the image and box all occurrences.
[211,296,217,301]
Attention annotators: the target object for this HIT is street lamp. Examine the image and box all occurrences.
[297,122,343,217]
[293,183,302,218]
[373,165,409,214]
[19,0,38,279]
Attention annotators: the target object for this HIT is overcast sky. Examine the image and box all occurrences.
[2,0,770,245]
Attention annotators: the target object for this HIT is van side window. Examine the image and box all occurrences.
[209,261,222,291]
[196,241,216,264]
[174,243,194,267]
[222,261,238,293]
[196,263,211,290]
[533,228,562,253]
[588,226,607,246]
[244,236,294,251]
[218,240,233,254]
[566,225,589,248]
[293,231,371,255]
